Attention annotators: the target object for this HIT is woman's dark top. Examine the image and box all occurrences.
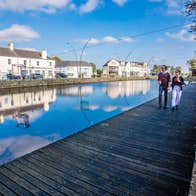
[172,76,185,90]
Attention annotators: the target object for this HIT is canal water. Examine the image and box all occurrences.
[0,80,158,165]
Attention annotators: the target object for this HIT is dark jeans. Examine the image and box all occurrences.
[159,86,168,107]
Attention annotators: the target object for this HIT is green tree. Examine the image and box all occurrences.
[97,69,103,77]
[187,58,196,69]
[185,0,196,34]
[89,63,96,73]
[187,58,196,76]
[170,66,176,75]
[152,65,161,75]
[52,56,63,62]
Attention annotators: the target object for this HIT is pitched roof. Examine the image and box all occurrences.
[56,61,92,67]
[0,46,50,60]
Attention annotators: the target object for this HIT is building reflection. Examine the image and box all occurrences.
[0,88,56,125]
[57,85,93,97]
[106,80,151,99]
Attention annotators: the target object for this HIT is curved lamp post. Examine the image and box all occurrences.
[66,42,79,77]
[79,38,92,79]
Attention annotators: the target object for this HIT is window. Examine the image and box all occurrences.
[49,62,52,66]
[37,61,39,66]
[24,60,27,66]
[8,59,11,65]
[4,97,8,104]
[29,60,31,66]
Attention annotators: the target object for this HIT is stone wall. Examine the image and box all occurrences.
[0,77,147,89]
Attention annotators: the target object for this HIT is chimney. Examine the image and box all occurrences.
[8,42,14,51]
[41,50,47,59]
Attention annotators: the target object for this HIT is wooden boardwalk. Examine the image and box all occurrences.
[0,84,195,196]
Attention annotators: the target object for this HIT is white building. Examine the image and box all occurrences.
[0,43,55,79]
[102,59,150,77]
[56,61,93,78]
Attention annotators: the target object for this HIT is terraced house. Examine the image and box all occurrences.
[0,43,55,79]
[56,61,93,78]
[102,59,150,77]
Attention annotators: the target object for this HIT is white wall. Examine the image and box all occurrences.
[0,55,55,79]
[56,65,93,78]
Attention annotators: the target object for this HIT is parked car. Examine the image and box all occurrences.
[31,73,44,79]
[6,74,22,80]
[56,73,67,78]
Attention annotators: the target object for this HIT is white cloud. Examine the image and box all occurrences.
[0,24,40,42]
[78,36,134,45]
[149,0,183,15]
[166,0,179,8]
[102,36,119,43]
[166,0,183,15]
[120,36,134,43]
[0,0,72,13]
[156,38,164,43]
[79,0,100,13]
[112,0,128,6]
[166,29,195,42]
[81,38,100,44]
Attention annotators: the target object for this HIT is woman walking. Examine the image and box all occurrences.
[171,70,185,112]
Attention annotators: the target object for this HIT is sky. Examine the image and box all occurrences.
[0,0,195,71]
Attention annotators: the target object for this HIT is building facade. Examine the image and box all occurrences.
[102,59,150,77]
[0,43,55,79]
[56,61,93,78]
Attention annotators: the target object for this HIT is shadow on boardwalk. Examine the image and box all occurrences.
[0,84,195,196]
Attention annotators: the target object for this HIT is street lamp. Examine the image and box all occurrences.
[79,38,92,79]
[124,50,134,77]
[66,42,78,77]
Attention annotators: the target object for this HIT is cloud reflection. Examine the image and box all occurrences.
[103,105,118,112]
[0,135,56,165]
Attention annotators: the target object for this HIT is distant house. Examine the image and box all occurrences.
[0,43,55,79]
[55,61,93,78]
[102,59,150,77]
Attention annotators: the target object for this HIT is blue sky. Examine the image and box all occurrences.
[0,0,195,71]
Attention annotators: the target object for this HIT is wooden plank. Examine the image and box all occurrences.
[41,140,181,196]
[22,153,110,195]
[26,152,128,195]
[0,182,16,196]
[8,160,78,196]
[5,163,64,196]
[16,158,96,196]
[0,166,48,195]
[0,172,33,196]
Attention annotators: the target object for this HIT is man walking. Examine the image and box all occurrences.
[157,65,171,109]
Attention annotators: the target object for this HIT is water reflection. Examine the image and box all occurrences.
[106,80,150,99]
[0,88,56,125]
[14,113,30,128]
[0,80,158,165]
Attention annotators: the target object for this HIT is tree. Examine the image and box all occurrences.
[152,65,161,75]
[187,58,196,69]
[89,63,96,73]
[187,58,196,76]
[185,0,196,34]
[96,69,103,77]
[52,56,63,62]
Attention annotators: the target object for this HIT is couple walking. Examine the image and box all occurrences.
[157,65,185,112]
